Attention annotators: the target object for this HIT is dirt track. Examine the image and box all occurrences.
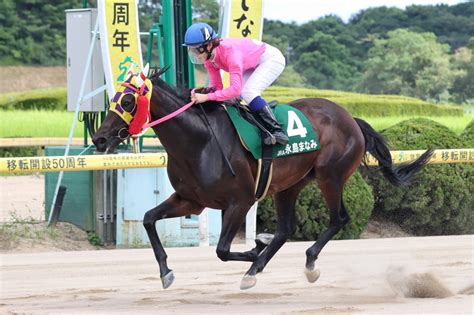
[1,235,472,314]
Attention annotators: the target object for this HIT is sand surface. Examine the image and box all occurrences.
[1,235,472,314]
[0,175,45,222]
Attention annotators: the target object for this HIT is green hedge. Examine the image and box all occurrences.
[0,88,67,110]
[263,86,463,117]
[257,171,374,240]
[361,118,473,235]
[0,146,39,158]
[460,119,474,147]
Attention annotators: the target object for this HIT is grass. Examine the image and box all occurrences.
[1,110,472,138]
[0,109,83,137]
[0,88,67,110]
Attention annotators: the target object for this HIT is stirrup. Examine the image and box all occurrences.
[263,134,276,145]
[268,100,278,108]
[274,132,289,145]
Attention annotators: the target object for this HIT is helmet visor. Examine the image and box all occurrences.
[187,46,207,64]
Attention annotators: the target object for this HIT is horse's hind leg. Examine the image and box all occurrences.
[215,203,263,262]
[240,178,309,290]
[304,178,349,283]
[143,193,204,289]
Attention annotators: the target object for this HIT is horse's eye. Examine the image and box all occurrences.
[121,94,135,112]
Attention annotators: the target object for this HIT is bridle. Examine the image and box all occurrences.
[112,85,197,142]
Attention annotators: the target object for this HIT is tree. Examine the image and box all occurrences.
[293,32,358,90]
[297,15,362,66]
[192,0,219,29]
[405,4,474,52]
[138,0,162,33]
[0,0,83,65]
[0,0,21,65]
[263,20,299,62]
[450,42,474,104]
[274,65,307,88]
[358,29,456,101]
[262,34,289,60]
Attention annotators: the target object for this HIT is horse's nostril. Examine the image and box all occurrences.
[94,137,106,145]
[93,136,107,152]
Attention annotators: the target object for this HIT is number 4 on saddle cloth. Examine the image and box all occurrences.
[225,102,320,200]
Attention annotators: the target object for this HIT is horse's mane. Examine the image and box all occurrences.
[149,66,191,102]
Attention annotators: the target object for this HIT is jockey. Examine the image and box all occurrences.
[183,22,289,146]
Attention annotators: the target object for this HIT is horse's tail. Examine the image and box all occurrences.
[354,118,433,186]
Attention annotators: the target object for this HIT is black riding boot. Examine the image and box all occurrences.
[254,105,289,145]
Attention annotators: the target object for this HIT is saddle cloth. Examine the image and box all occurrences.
[225,103,320,160]
[224,103,320,201]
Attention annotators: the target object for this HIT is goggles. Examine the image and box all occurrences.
[187,45,208,64]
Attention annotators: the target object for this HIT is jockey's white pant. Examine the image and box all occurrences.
[241,44,286,104]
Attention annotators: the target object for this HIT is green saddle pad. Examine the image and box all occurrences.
[226,104,320,160]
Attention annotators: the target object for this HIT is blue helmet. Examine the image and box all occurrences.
[183,22,218,46]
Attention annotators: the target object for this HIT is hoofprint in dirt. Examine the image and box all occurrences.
[1,236,472,314]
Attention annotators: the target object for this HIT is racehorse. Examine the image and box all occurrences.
[92,67,433,290]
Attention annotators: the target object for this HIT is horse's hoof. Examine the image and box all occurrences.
[256,233,274,245]
[161,271,175,289]
[305,265,321,283]
[240,274,257,290]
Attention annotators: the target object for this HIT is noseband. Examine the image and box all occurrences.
[117,127,130,140]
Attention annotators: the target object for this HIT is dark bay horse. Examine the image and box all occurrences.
[92,68,433,290]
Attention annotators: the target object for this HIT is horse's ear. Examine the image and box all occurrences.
[153,65,170,78]
[125,64,135,81]
[136,63,149,87]
[143,63,149,77]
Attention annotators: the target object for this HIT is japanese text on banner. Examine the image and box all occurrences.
[99,0,142,97]
[228,0,263,39]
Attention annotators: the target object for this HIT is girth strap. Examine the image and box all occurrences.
[255,137,273,201]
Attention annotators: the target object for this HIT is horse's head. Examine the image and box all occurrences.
[93,64,152,153]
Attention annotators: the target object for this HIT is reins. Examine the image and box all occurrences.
[141,88,197,129]
[143,98,196,129]
[139,88,236,177]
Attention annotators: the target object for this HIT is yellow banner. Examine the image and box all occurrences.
[98,0,142,98]
[364,149,474,166]
[228,0,263,39]
[0,153,167,174]
[1,149,473,174]
[222,0,264,87]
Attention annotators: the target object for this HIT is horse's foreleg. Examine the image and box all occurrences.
[143,193,204,289]
[305,178,348,283]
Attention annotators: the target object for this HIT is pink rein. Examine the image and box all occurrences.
[142,89,196,129]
